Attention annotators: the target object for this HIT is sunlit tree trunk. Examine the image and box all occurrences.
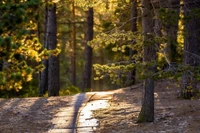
[39,1,48,96]
[47,3,60,96]
[181,0,200,99]
[71,1,76,86]
[137,0,156,123]
[83,8,94,91]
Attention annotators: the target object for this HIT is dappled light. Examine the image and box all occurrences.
[93,80,200,132]
[1,0,200,132]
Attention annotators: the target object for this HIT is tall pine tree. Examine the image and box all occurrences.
[137,0,156,122]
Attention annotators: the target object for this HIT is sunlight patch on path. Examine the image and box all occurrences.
[47,92,114,133]
[76,92,114,133]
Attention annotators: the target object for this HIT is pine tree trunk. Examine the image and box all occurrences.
[152,0,180,64]
[83,8,94,91]
[99,49,104,90]
[39,2,48,96]
[165,0,180,63]
[127,0,137,85]
[137,0,156,123]
[71,1,76,86]
[181,1,200,99]
[47,3,59,96]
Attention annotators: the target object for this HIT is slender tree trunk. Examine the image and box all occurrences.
[0,61,3,71]
[165,0,180,63]
[137,0,156,123]
[181,0,200,99]
[39,2,48,96]
[128,0,137,85]
[99,49,104,90]
[83,8,94,91]
[47,3,59,96]
[0,13,3,71]
[152,0,180,65]
[71,1,76,86]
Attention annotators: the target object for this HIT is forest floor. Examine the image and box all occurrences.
[0,95,76,133]
[0,80,200,133]
[93,79,200,133]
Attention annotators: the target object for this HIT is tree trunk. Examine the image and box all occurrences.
[0,13,3,71]
[47,3,60,96]
[181,0,200,99]
[71,1,76,86]
[127,0,137,86]
[137,0,156,123]
[99,49,104,91]
[131,0,137,40]
[152,0,180,65]
[165,0,180,63]
[83,8,94,91]
[39,2,48,96]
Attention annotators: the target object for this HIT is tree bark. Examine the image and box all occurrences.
[137,0,156,123]
[165,0,180,63]
[98,49,104,91]
[39,2,48,96]
[127,0,137,85]
[181,0,200,99]
[152,0,180,64]
[71,1,76,86]
[83,8,94,91]
[47,3,60,96]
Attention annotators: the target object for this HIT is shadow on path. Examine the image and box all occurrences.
[71,93,86,133]
[0,92,113,133]
[47,93,88,133]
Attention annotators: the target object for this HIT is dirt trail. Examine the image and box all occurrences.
[93,80,200,133]
[0,94,89,133]
[0,92,114,133]
[0,80,200,133]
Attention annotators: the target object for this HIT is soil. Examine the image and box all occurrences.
[0,96,74,133]
[0,80,200,133]
[93,80,200,133]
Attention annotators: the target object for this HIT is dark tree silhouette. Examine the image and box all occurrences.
[83,8,94,91]
[47,3,60,96]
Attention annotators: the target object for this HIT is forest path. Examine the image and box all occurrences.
[76,91,114,133]
[93,80,200,133]
[0,91,115,133]
[2,80,200,133]
[48,92,115,133]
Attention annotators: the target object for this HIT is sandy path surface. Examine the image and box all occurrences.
[93,80,200,133]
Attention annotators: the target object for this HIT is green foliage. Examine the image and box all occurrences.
[89,30,142,50]
[89,26,154,87]
[184,8,200,22]
[158,8,179,27]
[0,76,39,98]
[75,0,105,10]
[191,8,200,19]
[89,25,146,86]
[93,62,136,86]
[59,85,80,96]
[43,85,80,97]
[0,1,54,92]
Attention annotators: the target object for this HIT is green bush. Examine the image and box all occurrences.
[59,85,80,96]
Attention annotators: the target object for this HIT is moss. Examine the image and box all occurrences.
[137,108,146,123]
